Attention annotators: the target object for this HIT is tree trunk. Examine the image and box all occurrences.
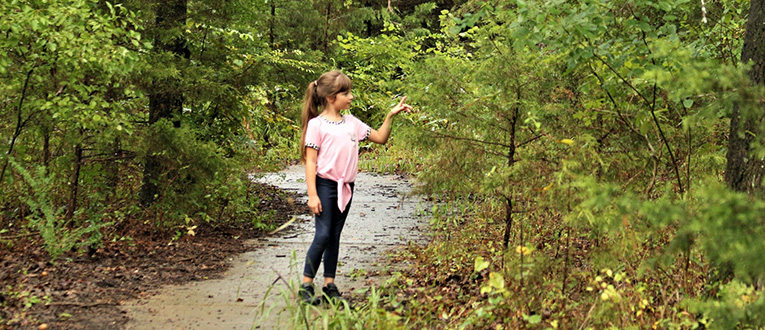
[66,139,83,221]
[323,1,331,56]
[503,87,521,249]
[0,68,34,183]
[42,125,50,172]
[726,0,765,194]
[140,0,189,206]
[270,0,276,48]
[502,196,513,248]
[106,136,121,198]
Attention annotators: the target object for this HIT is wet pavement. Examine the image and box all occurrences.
[121,165,426,330]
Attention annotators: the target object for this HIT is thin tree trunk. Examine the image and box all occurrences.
[270,0,276,48]
[106,136,121,198]
[503,87,521,249]
[42,125,51,172]
[726,0,765,194]
[1,68,34,182]
[561,227,571,298]
[66,137,83,221]
[503,197,513,248]
[323,1,331,56]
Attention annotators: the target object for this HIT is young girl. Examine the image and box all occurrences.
[298,70,412,304]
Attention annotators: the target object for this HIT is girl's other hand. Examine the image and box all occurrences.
[389,96,413,116]
[308,195,322,215]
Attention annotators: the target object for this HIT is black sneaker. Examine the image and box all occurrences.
[322,283,343,304]
[299,283,320,305]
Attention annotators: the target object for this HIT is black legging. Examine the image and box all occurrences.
[303,176,354,279]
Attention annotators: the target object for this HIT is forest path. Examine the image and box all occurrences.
[120,165,426,330]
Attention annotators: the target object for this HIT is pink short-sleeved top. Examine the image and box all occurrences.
[305,114,371,212]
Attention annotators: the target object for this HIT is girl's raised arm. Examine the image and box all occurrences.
[368,96,412,145]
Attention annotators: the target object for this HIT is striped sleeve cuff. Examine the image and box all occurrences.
[360,127,371,142]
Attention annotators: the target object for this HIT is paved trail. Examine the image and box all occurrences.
[121,165,426,330]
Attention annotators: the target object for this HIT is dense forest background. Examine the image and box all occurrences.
[2,0,765,328]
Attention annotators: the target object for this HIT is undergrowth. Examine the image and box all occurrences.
[359,137,424,176]
[291,197,706,330]
[289,140,764,330]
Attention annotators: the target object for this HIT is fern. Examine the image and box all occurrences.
[10,160,106,259]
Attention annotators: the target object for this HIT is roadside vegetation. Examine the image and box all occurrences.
[2,0,764,329]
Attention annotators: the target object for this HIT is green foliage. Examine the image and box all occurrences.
[2,0,764,328]
[689,280,765,329]
[138,120,228,221]
[561,174,765,326]
[359,136,423,175]
[2,282,52,312]
[137,119,281,229]
[307,286,406,330]
[348,0,765,329]
[10,160,106,259]
[335,20,426,125]
[0,0,142,258]
[0,0,344,259]
[0,0,143,139]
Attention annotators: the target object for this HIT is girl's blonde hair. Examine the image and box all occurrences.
[299,70,352,162]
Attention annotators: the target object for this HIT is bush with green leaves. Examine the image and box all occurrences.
[343,0,765,328]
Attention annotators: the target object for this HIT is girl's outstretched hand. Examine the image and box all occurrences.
[308,195,322,215]
[389,96,413,116]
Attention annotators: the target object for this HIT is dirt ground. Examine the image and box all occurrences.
[0,183,308,330]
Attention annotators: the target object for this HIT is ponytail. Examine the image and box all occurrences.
[300,80,320,162]
[299,70,352,162]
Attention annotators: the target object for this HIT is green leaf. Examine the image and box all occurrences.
[487,272,505,290]
[637,21,652,32]
[683,99,693,108]
[523,314,542,324]
[658,1,672,12]
[474,256,490,273]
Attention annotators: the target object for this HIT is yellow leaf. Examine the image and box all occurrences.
[560,139,574,146]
